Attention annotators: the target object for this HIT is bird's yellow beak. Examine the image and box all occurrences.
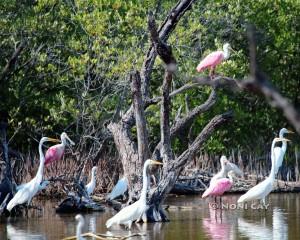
[47,138,60,143]
[150,160,163,165]
[275,137,290,142]
[287,130,294,134]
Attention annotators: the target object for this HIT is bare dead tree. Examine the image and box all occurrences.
[107,0,233,221]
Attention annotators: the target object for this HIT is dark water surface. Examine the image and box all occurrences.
[0,193,299,239]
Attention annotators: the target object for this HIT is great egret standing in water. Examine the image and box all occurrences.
[106,159,163,229]
[85,166,97,196]
[274,128,293,174]
[7,137,60,212]
[44,132,75,166]
[238,137,290,206]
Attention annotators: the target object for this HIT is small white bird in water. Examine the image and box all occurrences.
[238,137,290,206]
[85,166,98,196]
[75,214,85,240]
[106,159,163,229]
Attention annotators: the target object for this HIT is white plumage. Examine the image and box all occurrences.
[106,159,162,229]
[85,166,97,196]
[75,214,85,240]
[7,137,59,212]
[238,137,290,205]
[106,177,128,200]
[274,128,293,174]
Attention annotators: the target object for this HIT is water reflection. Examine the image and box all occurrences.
[0,194,298,239]
[7,223,45,240]
[202,208,234,240]
[237,207,288,240]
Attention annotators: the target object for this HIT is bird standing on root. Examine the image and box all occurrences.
[44,132,75,166]
[196,43,233,79]
[85,166,97,196]
[106,159,163,229]
[202,170,235,206]
[7,137,60,212]
[274,128,293,175]
[238,137,290,206]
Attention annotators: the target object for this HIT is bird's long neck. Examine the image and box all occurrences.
[61,136,67,147]
[220,163,227,176]
[223,47,230,60]
[269,139,277,180]
[140,163,149,203]
[37,140,46,182]
[91,170,96,185]
[279,132,287,153]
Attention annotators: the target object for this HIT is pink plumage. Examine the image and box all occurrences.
[202,178,233,198]
[45,145,64,166]
[196,51,224,72]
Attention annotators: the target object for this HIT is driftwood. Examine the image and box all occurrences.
[62,232,146,240]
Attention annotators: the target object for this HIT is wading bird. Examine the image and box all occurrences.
[202,170,235,205]
[196,43,233,78]
[210,156,243,186]
[16,180,49,192]
[106,177,128,201]
[274,128,293,174]
[106,159,163,229]
[237,137,290,206]
[7,137,60,212]
[85,166,97,196]
[45,132,75,166]
[75,214,85,240]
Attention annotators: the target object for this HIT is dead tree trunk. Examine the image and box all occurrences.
[107,0,233,221]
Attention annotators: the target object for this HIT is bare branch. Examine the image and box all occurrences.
[131,71,150,162]
[141,0,196,98]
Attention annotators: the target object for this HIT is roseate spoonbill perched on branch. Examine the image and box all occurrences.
[202,170,235,205]
[196,43,233,78]
[7,137,60,212]
[85,166,97,196]
[106,159,163,229]
[274,128,293,174]
[45,132,75,166]
[238,137,290,206]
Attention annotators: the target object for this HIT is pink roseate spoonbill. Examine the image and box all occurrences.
[106,159,163,229]
[44,132,75,166]
[7,137,60,212]
[85,166,98,196]
[202,170,235,205]
[196,43,233,78]
[238,137,290,206]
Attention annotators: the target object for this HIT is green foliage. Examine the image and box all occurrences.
[0,0,299,156]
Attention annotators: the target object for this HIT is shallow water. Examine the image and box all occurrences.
[0,193,299,239]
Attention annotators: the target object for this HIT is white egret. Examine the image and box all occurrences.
[6,137,60,212]
[106,177,128,201]
[274,128,293,174]
[85,166,97,196]
[16,180,50,192]
[106,159,163,229]
[75,214,85,240]
[237,137,290,205]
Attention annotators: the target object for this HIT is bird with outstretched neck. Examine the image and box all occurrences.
[6,137,60,212]
[238,137,290,206]
[106,159,163,229]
